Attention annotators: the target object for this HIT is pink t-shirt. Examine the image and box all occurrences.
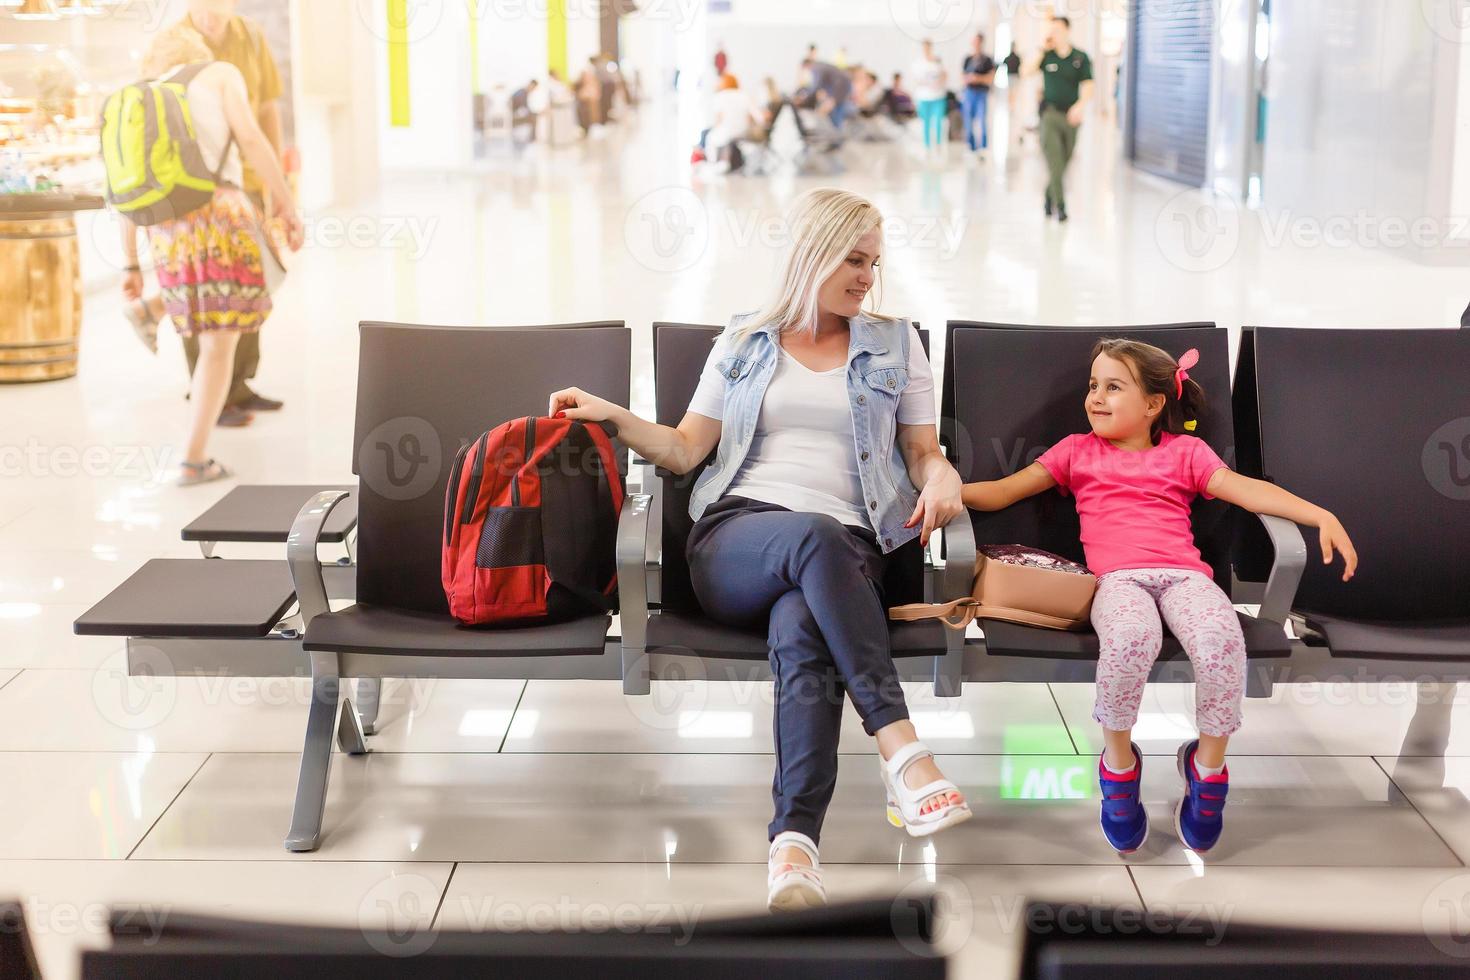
[1036,431,1229,577]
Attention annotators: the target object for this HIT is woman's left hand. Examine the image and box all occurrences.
[904,468,964,547]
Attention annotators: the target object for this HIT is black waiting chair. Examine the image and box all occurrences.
[944,323,1301,688]
[85,896,944,979]
[616,323,973,698]
[282,321,640,851]
[0,900,42,980]
[1233,327,1470,662]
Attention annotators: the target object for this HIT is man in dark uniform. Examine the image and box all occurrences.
[1026,16,1093,223]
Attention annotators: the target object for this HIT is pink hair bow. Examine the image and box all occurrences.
[1174,348,1199,398]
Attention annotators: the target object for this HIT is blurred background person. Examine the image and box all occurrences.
[801,53,854,129]
[1026,16,1094,222]
[960,33,996,160]
[909,39,947,155]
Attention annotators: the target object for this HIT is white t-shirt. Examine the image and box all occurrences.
[174,63,243,188]
[686,323,937,529]
[709,88,758,148]
[909,57,946,102]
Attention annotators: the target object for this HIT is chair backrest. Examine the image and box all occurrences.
[947,324,1236,589]
[1243,327,1470,621]
[651,321,931,614]
[942,321,1214,443]
[353,321,630,613]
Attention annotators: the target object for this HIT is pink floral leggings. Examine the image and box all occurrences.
[1090,568,1247,738]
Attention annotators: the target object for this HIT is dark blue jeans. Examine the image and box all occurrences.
[687,496,910,844]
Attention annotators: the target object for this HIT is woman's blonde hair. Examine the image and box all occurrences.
[142,24,213,80]
[734,187,893,340]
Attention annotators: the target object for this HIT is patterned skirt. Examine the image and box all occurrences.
[146,187,273,337]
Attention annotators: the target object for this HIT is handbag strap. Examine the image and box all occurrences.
[887,598,981,631]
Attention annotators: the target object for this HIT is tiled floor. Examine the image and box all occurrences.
[6,96,1470,978]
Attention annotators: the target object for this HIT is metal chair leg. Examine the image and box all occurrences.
[933,633,965,698]
[337,697,370,755]
[355,677,381,735]
[284,652,343,852]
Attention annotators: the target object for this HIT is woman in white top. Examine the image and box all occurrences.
[549,189,972,911]
[707,74,764,172]
[120,24,303,485]
[910,39,949,151]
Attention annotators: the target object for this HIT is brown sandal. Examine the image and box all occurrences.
[178,459,232,487]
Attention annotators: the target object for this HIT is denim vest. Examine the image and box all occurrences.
[688,312,921,554]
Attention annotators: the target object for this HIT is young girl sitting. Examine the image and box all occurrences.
[961,338,1358,854]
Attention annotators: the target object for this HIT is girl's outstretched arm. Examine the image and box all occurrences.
[1207,469,1358,581]
[961,461,1057,512]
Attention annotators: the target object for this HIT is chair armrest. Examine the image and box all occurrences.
[1254,512,1307,626]
[616,493,653,650]
[940,508,977,604]
[287,490,351,628]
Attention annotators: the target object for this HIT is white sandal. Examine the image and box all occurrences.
[881,740,973,837]
[767,831,826,912]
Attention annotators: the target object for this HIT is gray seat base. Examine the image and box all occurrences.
[646,611,947,661]
[182,484,357,543]
[974,612,1293,660]
[74,559,298,639]
[304,603,611,657]
[1302,613,1470,661]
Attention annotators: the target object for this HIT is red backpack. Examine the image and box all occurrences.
[443,416,623,626]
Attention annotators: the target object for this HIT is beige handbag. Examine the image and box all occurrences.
[890,545,1097,631]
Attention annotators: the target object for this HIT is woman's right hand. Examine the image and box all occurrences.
[122,270,143,301]
[273,198,305,251]
[548,386,623,424]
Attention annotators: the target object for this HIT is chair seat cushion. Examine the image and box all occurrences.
[305,603,610,656]
[1301,612,1470,661]
[646,611,947,661]
[976,612,1292,660]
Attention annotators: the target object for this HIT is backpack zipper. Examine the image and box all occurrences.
[444,439,471,545]
[512,416,536,506]
[459,431,489,526]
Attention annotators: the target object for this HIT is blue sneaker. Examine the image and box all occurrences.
[1175,740,1229,852]
[1098,743,1147,853]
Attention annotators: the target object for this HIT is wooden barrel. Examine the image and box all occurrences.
[0,213,83,383]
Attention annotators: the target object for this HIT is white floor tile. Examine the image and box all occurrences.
[505,679,1074,756]
[363,679,527,752]
[1,859,452,980]
[1051,681,1470,757]
[1132,865,1470,935]
[0,603,125,670]
[1126,754,1459,867]
[1376,755,1470,864]
[0,751,207,859]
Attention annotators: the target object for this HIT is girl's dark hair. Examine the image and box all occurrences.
[1089,337,1206,443]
